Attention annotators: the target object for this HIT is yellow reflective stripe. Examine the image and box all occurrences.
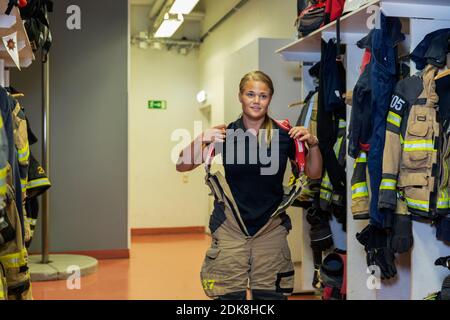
[301,188,316,196]
[20,178,27,193]
[0,116,3,128]
[0,166,6,195]
[18,142,30,162]
[437,201,450,209]
[352,192,369,199]
[403,140,435,151]
[288,175,296,186]
[339,120,346,129]
[437,190,450,208]
[0,249,27,268]
[0,167,6,180]
[380,179,396,190]
[387,111,401,127]
[352,190,369,199]
[333,136,344,155]
[352,183,369,199]
[356,152,367,163]
[25,217,37,226]
[400,134,404,145]
[351,182,367,191]
[405,197,429,211]
[320,189,332,200]
[27,178,51,189]
[321,174,332,189]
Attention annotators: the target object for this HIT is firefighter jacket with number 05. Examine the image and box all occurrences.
[378,65,446,219]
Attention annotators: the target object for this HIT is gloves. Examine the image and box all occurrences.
[356,224,397,280]
[306,207,334,251]
[435,256,450,270]
[389,214,413,254]
[365,247,397,280]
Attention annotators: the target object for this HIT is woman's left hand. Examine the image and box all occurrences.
[288,126,319,147]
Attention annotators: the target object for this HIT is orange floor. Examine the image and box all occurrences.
[31,234,319,300]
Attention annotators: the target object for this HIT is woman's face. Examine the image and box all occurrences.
[239,80,272,121]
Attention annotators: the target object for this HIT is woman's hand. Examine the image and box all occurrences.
[288,126,319,148]
[202,124,227,144]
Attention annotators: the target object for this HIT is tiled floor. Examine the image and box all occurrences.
[31,234,319,300]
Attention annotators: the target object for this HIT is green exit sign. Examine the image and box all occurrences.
[148,100,167,109]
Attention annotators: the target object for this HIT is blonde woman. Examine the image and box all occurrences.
[177,71,322,300]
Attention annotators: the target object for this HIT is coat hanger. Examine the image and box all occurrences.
[435,69,450,81]
[288,100,305,108]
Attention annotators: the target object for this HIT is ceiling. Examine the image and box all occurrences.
[131,0,156,5]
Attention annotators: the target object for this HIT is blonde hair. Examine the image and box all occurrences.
[239,71,274,146]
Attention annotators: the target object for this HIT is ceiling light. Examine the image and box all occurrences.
[196,90,207,103]
[169,0,200,14]
[154,13,184,38]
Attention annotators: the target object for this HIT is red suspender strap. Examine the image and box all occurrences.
[273,119,306,174]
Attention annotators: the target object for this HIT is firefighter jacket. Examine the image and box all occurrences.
[378,65,447,219]
[292,91,346,214]
[25,152,51,248]
[319,118,346,213]
[0,88,32,300]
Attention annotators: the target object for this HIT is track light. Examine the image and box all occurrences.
[169,0,200,14]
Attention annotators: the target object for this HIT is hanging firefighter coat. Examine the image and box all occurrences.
[378,65,448,219]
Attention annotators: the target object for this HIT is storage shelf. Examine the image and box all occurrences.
[277,0,450,62]
[276,0,380,61]
[382,0,450,20]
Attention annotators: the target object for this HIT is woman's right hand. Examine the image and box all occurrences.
[202,124,227,144]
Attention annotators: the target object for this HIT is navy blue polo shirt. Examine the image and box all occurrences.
[220,117,296,236]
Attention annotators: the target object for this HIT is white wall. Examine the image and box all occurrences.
[130,6,209,228]
[199,0,298,125]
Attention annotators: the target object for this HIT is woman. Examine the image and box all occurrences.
[176,71,322,300]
